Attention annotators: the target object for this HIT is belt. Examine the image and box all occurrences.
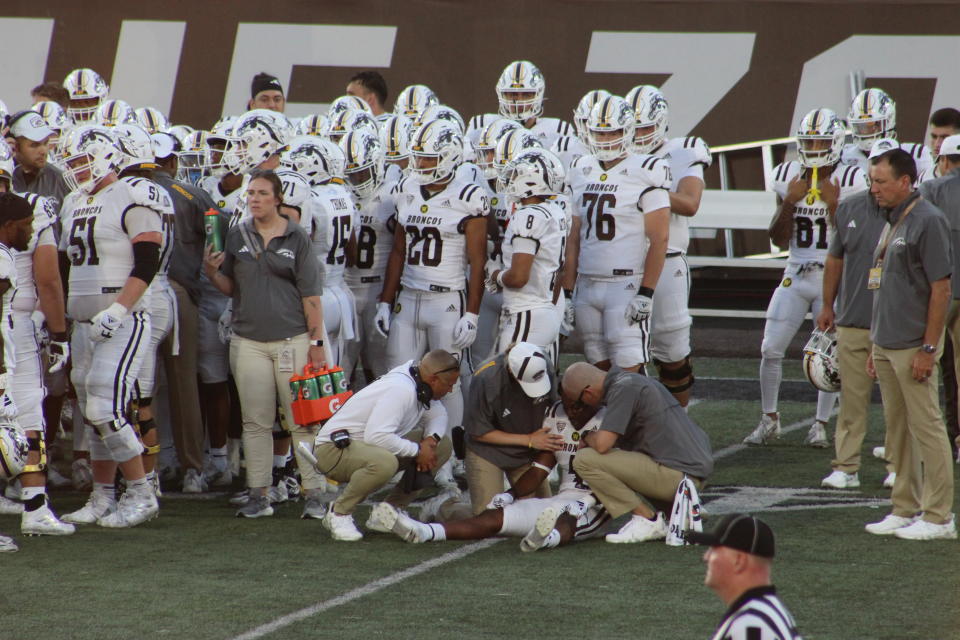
[796,262,825,275]
[665,251,683,258]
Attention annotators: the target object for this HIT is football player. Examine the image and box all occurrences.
[842,88,933,178]
[745,108,868,446]
[495,60,574,147]
[549,89,605,175]
[371,400,609,551]
[393,84,439,122]
[378,114,414,183]
[62,68,109,124]
[626,85,712,407]
[95,99,136,128]
[58,125,162,528]
[567,95,672,373]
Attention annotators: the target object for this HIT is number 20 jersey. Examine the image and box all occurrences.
[770,161,868,264]
[569,153,672,278]
[394,174,488,292]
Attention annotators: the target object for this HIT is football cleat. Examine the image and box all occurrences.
[22,504,75,536]
[97,490,158,528]
[743,414,781,445]
[62,491,116,525]
[520,505,562,553]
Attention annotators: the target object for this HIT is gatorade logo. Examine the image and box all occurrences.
[329,397,343,412]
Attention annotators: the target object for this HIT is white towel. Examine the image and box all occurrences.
[666,475,703,546]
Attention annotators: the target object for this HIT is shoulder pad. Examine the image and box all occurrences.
[684,136,712,166]
[455,182,489,213]
[17,192,58,231]
[630,155,672,188]
[771,161,801,186]
[838,164,869,197]
[121,176,174,214]
[554,119,574,136]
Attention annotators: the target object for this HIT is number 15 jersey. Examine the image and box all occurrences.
[394,174,488,292]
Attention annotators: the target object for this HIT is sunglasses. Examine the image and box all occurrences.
[572,385,590,411]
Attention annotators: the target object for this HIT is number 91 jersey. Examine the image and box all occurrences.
[771,161,867,264]
[569,153,671,277]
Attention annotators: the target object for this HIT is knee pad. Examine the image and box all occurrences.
[93,420,144,463]
[654,357,695,393]
[138,418,160,456]
[23,435,47,474]
[88,424,112,461]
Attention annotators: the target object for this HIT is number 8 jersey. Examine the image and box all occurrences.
[770,161,867,264]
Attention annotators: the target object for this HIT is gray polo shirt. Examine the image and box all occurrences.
[465,352,557,470]
[870,192,952,349]
[827,191,886,329]
[221,218,322,342]
[598,370,713,480]
[13,164,68,214]
[919,167,960,299]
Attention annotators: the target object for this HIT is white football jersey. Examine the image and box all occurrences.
[549,134,589,176]
[654,136,713,253]
[770,161,868,264]
[344,179,397,288]
[121,177,175,283]
[480,180,512,265]
[526,117,575,148]
[200,175,243,221]
[0,244,17,370]
[501,199,568,313]
[569,153,672,277]
[11,192,58,313]
[541,401,603,496]
[841,141,934,179]
[394,174,488,292]
[385,162,405,185]
[60,178,163,317]
[455,161,484,185]
[305,181,355,287]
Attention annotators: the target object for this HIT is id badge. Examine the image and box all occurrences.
[867,266,882,290]
[278,343,294,373]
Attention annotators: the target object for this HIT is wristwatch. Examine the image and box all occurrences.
[310,339,324,347]
[921,344,936,354]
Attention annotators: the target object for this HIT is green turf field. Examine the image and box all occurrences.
[3,357,959,640]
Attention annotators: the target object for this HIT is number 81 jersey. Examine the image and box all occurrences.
[771,161,867,264]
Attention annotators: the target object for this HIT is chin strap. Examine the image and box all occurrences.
[805,165,821,205]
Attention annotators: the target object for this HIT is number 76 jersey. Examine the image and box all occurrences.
[771,161,867,264]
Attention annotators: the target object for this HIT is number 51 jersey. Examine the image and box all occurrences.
[394,174,488,292]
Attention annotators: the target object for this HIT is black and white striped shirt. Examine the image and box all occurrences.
[710,586,803,640]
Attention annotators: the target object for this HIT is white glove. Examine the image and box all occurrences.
[0,388,18,421]
[47,339,70,374]
[486,492,515,510]
[218,301,233,344]
[624,293,653,326]
[31,310,49,349]
[561,294,576,334]
[451,312,479,350]
[90,302,127,343]
[374,302,392,339]
[484,269,504,294]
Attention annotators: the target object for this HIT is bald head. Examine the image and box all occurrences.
[561,362,606,397]
[420,349,460,377]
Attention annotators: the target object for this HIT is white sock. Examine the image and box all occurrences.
[210,446,228,471]
[21,486,45,501]
[815,391,838,423]
[542,529,561,548]
[93,482,116,502]
[759,356,782,415]
[273,455,286,468]
[427,523,446,542]
[127,477,150,495]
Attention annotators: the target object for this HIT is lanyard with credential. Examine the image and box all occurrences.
[868,197,921,290]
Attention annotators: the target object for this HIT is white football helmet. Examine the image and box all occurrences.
[63,68,109,123]
[624,85,669,153]
[341,129,385,200]
[113,123,156,172]
[328,94,372,118]
[499,148,566,200]
[586,95,635,162]
[168,124,195,144]
[325,109,379,145]
[223,111,285,174]
[573,89,612,144]
[32,101,68,133]
[496,60,546,122]
[0,140,15,188]
[796,108,845,168]
[275,168,312,212]
[177,129,208,184]
[408,120,463,185]
[295,113,329,138]
[414,104,465,136]
[0,99,8,128]
[134,107,169,134]
[394,84,439,120]
[61,124,121,193]
[492,129,543,180]
[378,114,413,164]
[205,116,236,177]
[476,118,522,181]
[281,136,344,186]
[802,329,841,392]
[848,88,897,152]
[0,424,29,480]
[95,99,136,127]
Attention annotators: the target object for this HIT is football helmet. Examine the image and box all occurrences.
[496,60,546,122]
[63,68,109,123]
[177,129,208,184]
[32,101,68,133]
[414,104,465,136]
[0,424,29,480]
[796,108,845,168]
[95,99,136,127]
[61,124,121,193]
[848,88,896,152]
[113,123,156,172]
[802,329,841,392]
[408,120,463,185]
[475,118,522,181]
[393,84,439,120]
[340,129,385,200]
[205,116,236,177]
[328,94,372,118]
[275,168,312,212]
[378,114,413,163]
[573,89,612,143]
[295,113,329,138]
[0,99,8,128]
[499,148,566,200]
[281,136,344,186]
[586,95,635,162]
[325,109,379,145]
[0,140,14,188]
[492,129,543,180]
[168,124,195,144]
[134,107,169,134]
[624,85,669,153]
[223,111,285,174]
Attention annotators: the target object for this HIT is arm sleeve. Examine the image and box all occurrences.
[827,203,849,258]
[463,372,498,437]
[598,381,632,436]
[919,211,953,283]
[422,401,449,441]
[363,389,421,457]
[295,229,323,297]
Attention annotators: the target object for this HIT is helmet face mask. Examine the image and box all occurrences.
[848,88,896,152]
[408,121,463,186]
[802,329,840,392]
[573,89,612,143]
[496,61,546,122]
[796,108,845,168]
[223,113,285,174]
[586,96,635,162]
[378,114,413,165]
[177,130,209,184]
[340,129,384,199]
[62,125,120,194]
[64,68,109,124]
[476,118,522,181]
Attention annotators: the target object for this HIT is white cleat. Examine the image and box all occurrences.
[882,472,897,488]
[0,495,23,515]
[743,414,781,445]
[606,512,668,543]
[22,504,75,536]
[520,505,562,553]
[182,468,207,494]
[371,502,430,543]
[821,470,860,489]
[62,492,116,525]
[0,534,17,552]
[416,489,459,523]
[804,421,829,448]
[97,490,159,528]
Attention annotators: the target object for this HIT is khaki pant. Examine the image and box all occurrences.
[573,448,694,518]
[832,327,875,472]
[229,333,322,491]
[161,281,204,471]
[873,343,955,523]
[465,448,552,516]
[946,301,960,447]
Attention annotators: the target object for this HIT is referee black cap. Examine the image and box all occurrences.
[686,513,776,558]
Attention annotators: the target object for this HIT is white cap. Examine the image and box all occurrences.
[9,111,54,142]
[940,134,960,157]
[507,342,551,398]
[150,132,179,160]
[868,137,900,159]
